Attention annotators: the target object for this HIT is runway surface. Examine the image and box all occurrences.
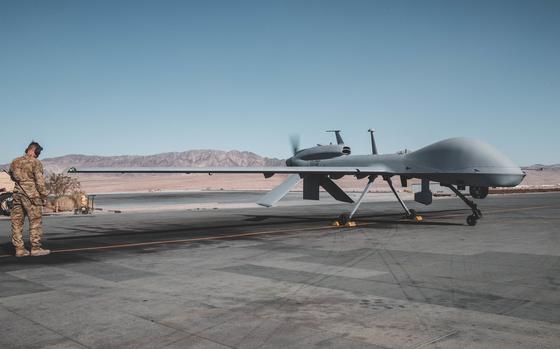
[1,192,559,348]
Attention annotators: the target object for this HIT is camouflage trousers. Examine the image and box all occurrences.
[11,193,44,249]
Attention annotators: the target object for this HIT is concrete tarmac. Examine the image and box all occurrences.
[1,192,559,348]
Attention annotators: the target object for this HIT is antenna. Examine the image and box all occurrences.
[326,130,344,145]
[368,129,378,155]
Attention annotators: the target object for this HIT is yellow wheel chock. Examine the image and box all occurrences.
[331,220,341,227]
[331,220,357,227]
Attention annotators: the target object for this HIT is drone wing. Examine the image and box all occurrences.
[67,166,395,207]
[66,166,393,175]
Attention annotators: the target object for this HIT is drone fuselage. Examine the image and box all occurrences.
[287,137,524,188]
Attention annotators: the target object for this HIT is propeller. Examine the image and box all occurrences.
[290,134,300,155]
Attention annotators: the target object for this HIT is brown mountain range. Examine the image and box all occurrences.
[2,150,285,174]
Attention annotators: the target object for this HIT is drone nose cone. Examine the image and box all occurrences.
[409,138,524,186]
[412,137,519,168]
[493,173,525,186]
[286,158,293,166]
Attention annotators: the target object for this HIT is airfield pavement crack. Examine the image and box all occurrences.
[0,303,91,349]
[129,312,237,349]
[222,226,374,348]
[411,329,460,349]
[375,222,433,334]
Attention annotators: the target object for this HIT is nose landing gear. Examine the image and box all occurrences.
[444,184,483,226]
[467,214,479,226]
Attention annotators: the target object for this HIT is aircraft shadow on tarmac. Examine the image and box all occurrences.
[0,209,466,256]
[241,208,467,227]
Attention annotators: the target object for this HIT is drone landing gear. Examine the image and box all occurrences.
[385,176,423,222]
[444,184,482,226]
[332,175,423,227]
[333,176,376,227]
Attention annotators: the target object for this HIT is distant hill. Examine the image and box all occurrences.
[522,164,560,171]
[1,150,285,174]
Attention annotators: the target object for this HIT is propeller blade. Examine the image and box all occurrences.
[290,134,300,155]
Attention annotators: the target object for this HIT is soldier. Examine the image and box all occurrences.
[9,141,50,257]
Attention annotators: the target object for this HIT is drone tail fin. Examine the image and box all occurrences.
[257,174,302,207]
[326,130,344,145]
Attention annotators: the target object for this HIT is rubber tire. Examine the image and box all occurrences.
[406,209,417,220]
[0,192,13,216]
[338,213,349,225]
[467,215,478,226]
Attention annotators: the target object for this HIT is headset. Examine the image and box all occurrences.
[25,141,43,157]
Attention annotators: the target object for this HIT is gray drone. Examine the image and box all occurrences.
[68,130,525,226]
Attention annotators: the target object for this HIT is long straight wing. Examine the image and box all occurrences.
[66,166,393,175]
[67,166,390,207]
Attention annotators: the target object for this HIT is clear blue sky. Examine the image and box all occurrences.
[1,0,559,165]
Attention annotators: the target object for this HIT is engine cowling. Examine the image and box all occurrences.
[294,144,350,161]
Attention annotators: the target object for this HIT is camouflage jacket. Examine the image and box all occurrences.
[9,155,48,200]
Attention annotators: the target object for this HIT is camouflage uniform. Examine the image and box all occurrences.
[9,155,48,249]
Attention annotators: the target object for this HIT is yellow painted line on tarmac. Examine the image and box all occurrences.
[1,204,558,258]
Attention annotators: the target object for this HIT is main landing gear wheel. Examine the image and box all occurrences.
[407,209,423,222]
[332,214,357,227]
[467,215,478,226]
[337,213,349,225]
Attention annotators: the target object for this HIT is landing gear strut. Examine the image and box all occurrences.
[444,184,483,226]
[334,175,424,227]
[385,176,423,222]
[335,175,376,226]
